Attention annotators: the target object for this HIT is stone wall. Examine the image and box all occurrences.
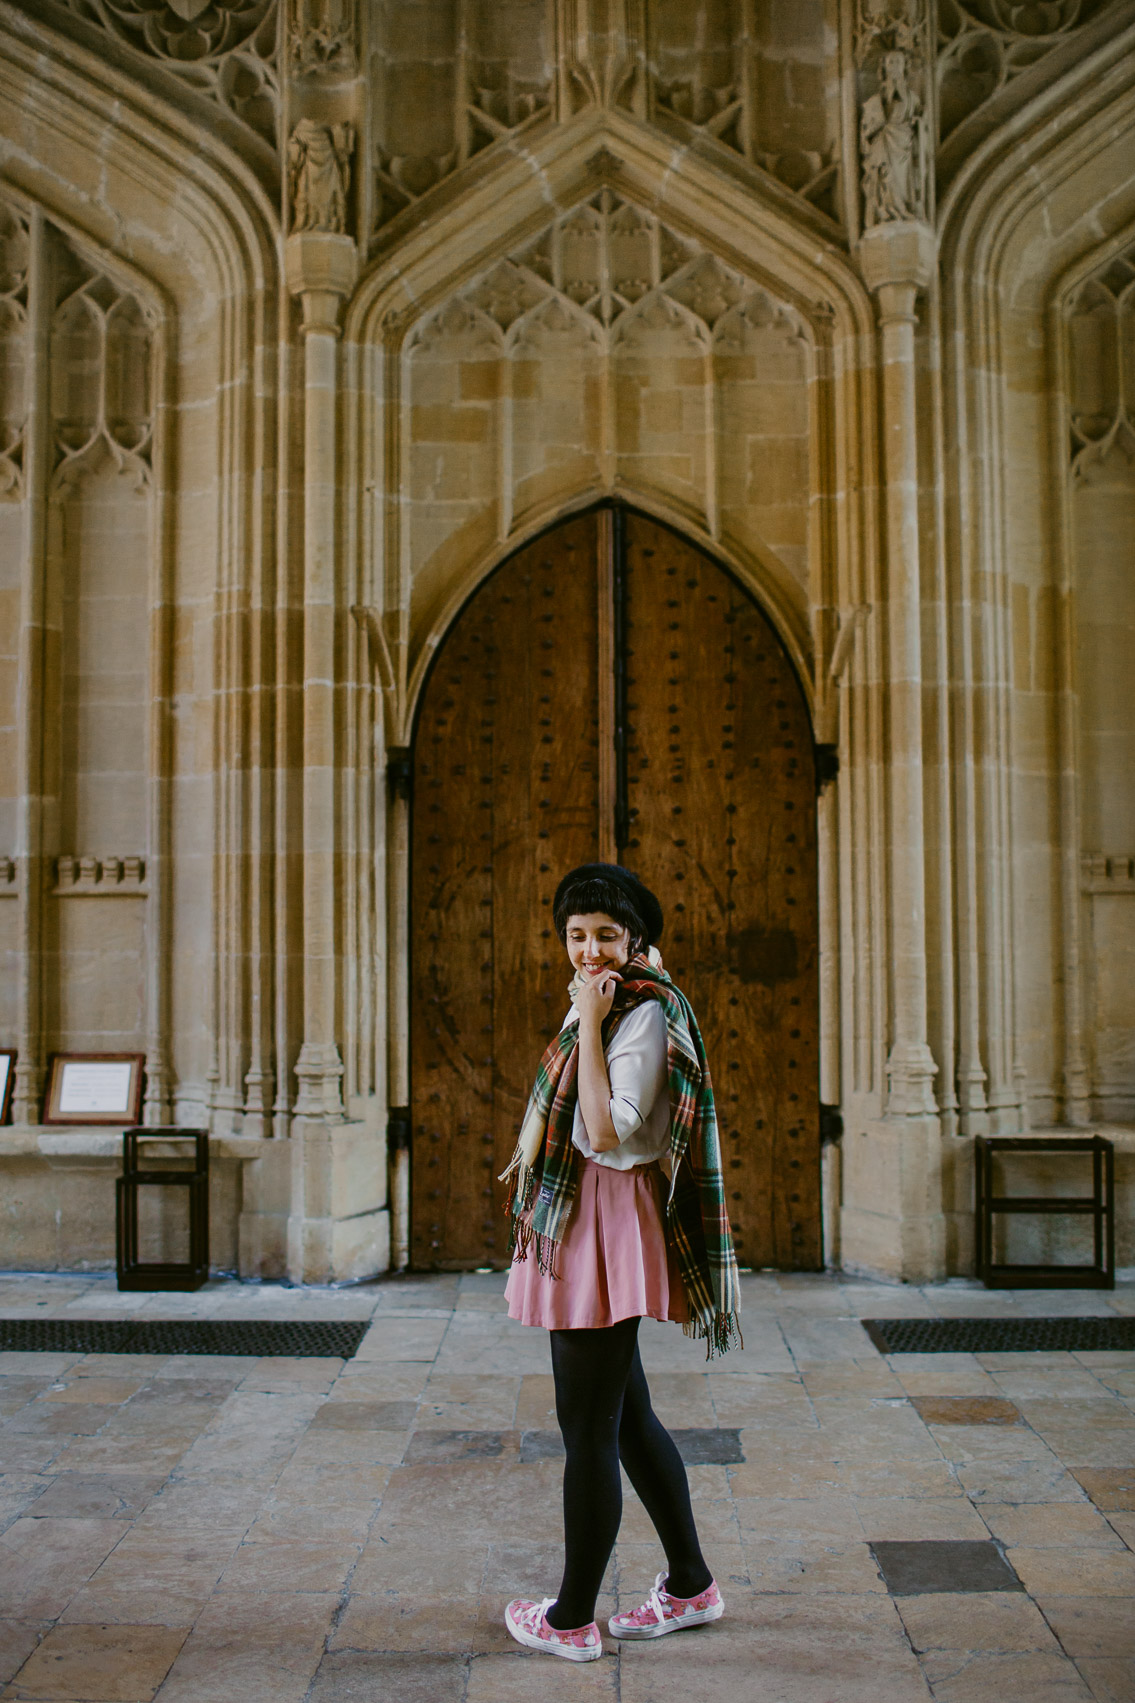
[0,0,1132,1281]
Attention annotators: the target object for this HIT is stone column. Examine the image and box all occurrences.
[282,230,389,1282]
[850,220,945,1279]
[860,221,939,1114]
[285,230,357,1128]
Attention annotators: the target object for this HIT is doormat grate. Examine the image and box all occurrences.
[870,1540,1023,1596]
[862,1317,1135,1355]
[516,1427,744,1466]
[0,1318,369,1358]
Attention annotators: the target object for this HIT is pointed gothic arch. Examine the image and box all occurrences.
[407,502,822,1270]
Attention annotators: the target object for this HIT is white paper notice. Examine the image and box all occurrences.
[57,1061,134,1116]
[0,1055,9,1099]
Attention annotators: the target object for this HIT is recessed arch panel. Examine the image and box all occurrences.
[409,505,820,1270]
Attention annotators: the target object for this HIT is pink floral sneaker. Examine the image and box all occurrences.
[504,1597,603,1661]
[609,1572,725,1640]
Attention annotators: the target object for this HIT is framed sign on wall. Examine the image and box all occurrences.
[42,1055,145,1127]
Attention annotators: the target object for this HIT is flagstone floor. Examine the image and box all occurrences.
[0,1268,1133,1702]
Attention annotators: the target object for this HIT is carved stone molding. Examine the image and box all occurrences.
[288,118,355,234]
[856,0,933,230]
[54,856,147,894]
[284,230,358,333]
[58,0,281,149]
[1082,853,1135,893]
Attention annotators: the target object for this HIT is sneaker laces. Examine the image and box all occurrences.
[520,1599,598,1648]
[517,1597,555,1633]
[617,1577,669,1627]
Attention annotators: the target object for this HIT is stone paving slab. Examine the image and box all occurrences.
[0,1270,1131,1699]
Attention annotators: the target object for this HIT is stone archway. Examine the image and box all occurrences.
[409,505,820,1271]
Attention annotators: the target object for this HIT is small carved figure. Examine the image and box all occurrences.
[860,50,926,226]
[288,119,355,234]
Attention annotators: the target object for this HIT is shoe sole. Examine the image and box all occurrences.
[504,1606,603,1661]
[609,1600,725,1640]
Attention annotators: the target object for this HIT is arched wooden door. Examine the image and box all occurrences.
[410,509,820,1270]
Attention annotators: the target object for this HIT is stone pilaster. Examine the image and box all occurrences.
[842,218,946,1281]
[282,229,388,1281]
[286,230,356,1130]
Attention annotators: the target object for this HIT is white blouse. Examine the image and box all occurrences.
[566,999,670,1171]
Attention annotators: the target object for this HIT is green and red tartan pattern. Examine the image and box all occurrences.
[501,957,742,1358]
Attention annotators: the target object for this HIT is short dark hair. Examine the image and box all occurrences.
[552,863,663,954]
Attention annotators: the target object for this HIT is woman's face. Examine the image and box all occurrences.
[564,912,632,978]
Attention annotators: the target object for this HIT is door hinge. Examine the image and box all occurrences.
[387,748,412,801]
[814,744,839,792]
[387,1106,411,1157]
[820,1105,843,1146]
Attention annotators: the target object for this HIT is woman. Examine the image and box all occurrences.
[500,863,742,1662]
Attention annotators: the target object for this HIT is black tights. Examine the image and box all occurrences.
[545,1317,712,1631]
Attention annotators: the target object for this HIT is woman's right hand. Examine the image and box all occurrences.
[575,968,621,1026]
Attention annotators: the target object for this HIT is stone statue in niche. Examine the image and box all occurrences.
[288,119,354,233]
[856,0,930,227]
[859,49,927,225]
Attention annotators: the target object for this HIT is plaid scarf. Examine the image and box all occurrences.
[500,955,742,1358]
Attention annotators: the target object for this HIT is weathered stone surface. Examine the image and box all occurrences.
[0,4,1132,1284]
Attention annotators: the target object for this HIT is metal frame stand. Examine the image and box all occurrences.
[975,1135,1115,1290]
[116,1129,210,1292]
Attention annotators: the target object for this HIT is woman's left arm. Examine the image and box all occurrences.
[574,971,621,1153]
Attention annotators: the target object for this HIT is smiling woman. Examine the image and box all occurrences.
[497,861,739,1659]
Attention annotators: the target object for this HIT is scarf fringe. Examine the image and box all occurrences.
[507,1212,561,1279]
[497,1144,531,1195]
[683,1310,744,1362]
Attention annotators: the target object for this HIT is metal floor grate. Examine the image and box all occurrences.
[0,1318,369,1358]
[862,1316,1135,1355]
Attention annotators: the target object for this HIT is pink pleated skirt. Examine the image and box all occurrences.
[505,1158,688,1331]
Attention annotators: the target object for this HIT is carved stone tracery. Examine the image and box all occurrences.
[408,189,807,352]
[50,256,156,494]
[937,0,1111,142]
[288,0,353,72]
[59,0,280,148]
[644,0,840,222]
[371,0,553,234]
[1067,244,1135,484]
[0,203,29,501]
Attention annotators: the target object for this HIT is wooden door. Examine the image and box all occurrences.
[410,513,601,1268]
[409,507,820,1270]
[622,514,820,1270]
